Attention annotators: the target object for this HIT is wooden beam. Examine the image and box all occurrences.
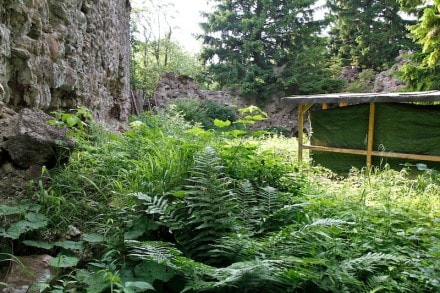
[304,145,367,155]
[303,144,440,163]
[371,151,440,162]
[366,102,376,166]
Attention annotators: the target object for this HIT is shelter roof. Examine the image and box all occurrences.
[281,90,440,105]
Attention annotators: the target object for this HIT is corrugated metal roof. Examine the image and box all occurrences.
[281,91,440,105]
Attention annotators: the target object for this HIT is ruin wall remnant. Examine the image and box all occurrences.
[0,0,131,122]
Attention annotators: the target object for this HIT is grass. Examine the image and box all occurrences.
[1,106,439,292]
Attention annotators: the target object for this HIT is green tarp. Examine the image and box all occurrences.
[310,103,440,172]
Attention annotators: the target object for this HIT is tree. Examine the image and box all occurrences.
[199,0,342,100]
[327,0,416,70]
[397,0,440,90]
[130,0,204,97]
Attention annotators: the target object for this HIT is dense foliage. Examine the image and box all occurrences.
[1,107,439,292]
[130,1,204,97]
[397,0,440,90]
[326,0,416,70]
[129,0,439,101]
[199,0,343,98]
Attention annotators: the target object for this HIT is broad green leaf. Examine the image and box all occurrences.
[82,233,106,243]
[124,230,144,240]
[49,255,79,268]
[172,190,187,198]
[0,204,41,217]
[416,163,429,171]
[5,213,48,239]
[134,260,175,282]
[0,205,24,216]
[213,119,231,128]
[124,281,155,292]
[235,119,255,125]
[228,130,247,137]
[53,241,85,250]
[22,240,55,250]
[249,115,267,121]
[62,114,81,127]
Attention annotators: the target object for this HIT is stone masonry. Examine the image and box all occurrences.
[0,0,131,123]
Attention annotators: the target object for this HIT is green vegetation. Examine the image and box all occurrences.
[396,0,440,90]
[130,1,205,97]
[199,0,343,98]
[326,0,416,70]
[130,0,439,101]
[1,107,439,292]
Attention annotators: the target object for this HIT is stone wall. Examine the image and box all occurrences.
[0,0,131,123]
[151,72,298,132]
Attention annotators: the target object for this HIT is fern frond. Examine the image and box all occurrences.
[258,186,283,214]
[127,240,182,268]
[131,192,169,215]
[341,252,401,274]
[305,218,355,229]
[127,240,216,281]
[211,259,288,291]
[166,147,239,264]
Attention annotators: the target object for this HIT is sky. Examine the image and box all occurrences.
[168,0,213,53]
[132,0,326,54]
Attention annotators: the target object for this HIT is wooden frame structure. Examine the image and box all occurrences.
[281,91,440,167]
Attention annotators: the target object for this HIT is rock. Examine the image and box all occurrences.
[1,108,74,169]
[0,255,55,293]
[0,0,131,123]
[150,72,298,133]
[373,51,407,93]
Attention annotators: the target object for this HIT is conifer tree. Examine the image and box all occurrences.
[199,0,342,99]
[397,0,440,90]
[327,0,416,70]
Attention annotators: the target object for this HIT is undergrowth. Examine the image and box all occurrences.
[0,105,439,292]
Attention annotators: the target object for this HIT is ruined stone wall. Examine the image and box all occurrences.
[0,0,131,122]
[151,72,297,131]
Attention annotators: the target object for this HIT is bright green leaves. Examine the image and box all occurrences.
[214,118,231,128]
[409,1,440,67]
[0,205,48,240]
[0,213,48,239]
[397,0,440,90]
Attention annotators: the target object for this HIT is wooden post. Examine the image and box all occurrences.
[366,102,376,166]
[297,104,313,162]
[298,104,304,162]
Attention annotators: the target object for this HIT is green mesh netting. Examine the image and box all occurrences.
[310,103,440,173]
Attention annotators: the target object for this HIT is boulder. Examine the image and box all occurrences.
[1,108,73,169]
[0,107,74,199]
[0,255,55,293]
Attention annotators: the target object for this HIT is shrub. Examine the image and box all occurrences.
[171,98,238,130]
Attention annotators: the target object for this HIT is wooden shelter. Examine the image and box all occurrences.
[281,91,440,168]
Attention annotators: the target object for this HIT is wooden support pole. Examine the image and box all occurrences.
[366,102,376,166]
[297,104,314,162]
[298,104,304,162]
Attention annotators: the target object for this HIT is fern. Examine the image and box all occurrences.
[341,252,401,274]
[131,193,169,216]
[258,186,283,214]
[166,147,239,264]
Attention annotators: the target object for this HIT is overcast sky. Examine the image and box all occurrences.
[132,0,326,54]
[169,0,213,53]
